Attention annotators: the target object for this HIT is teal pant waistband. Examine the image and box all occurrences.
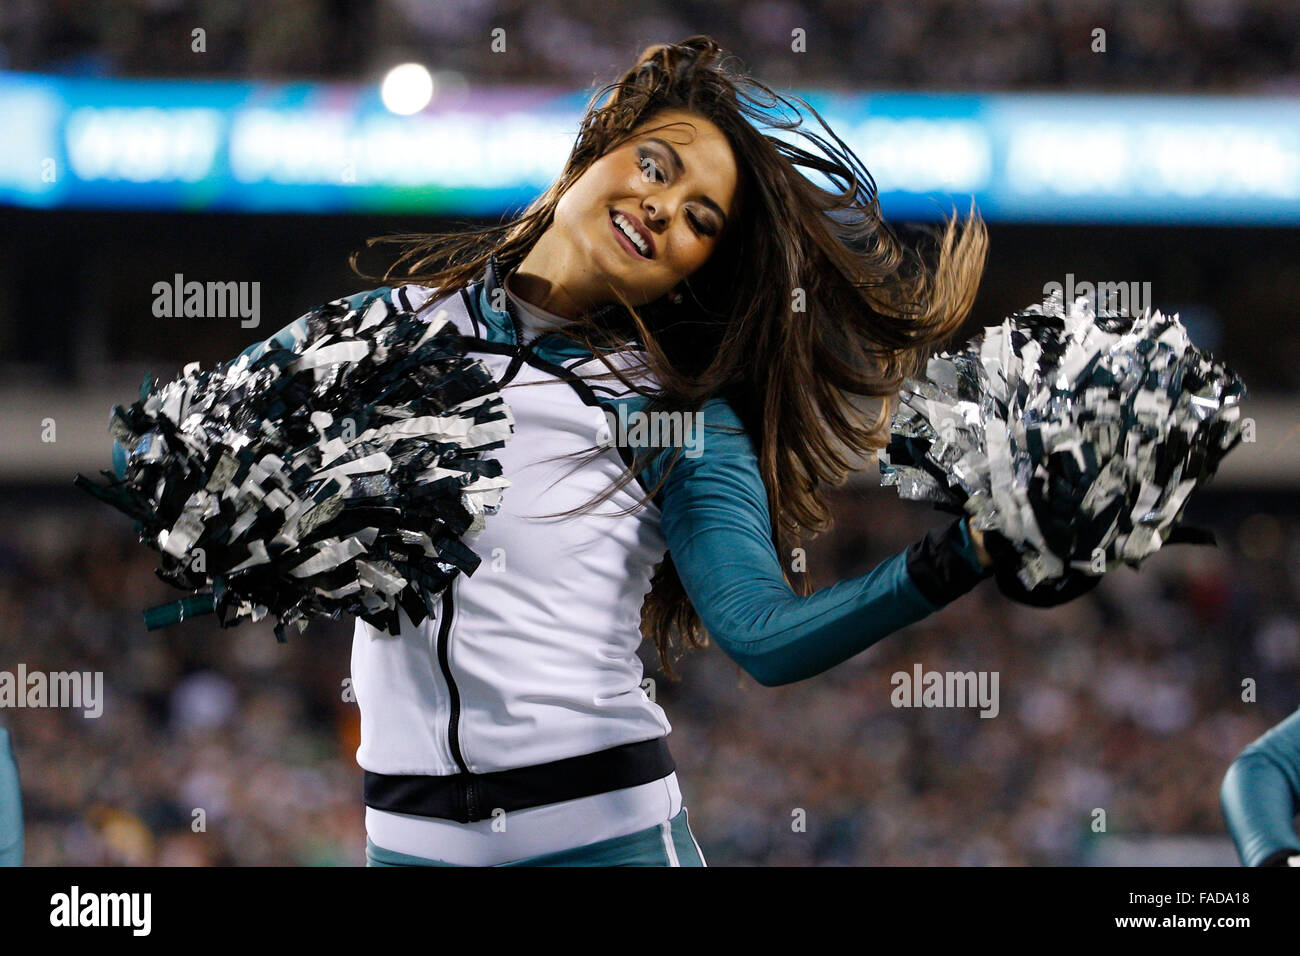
[365,806,705,867]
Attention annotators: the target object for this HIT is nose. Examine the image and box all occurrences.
[642,197,671,231]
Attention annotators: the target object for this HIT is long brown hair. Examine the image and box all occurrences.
[352,35,987,678]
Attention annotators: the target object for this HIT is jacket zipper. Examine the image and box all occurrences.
[439,273,528,821]
[435,578,477,820]
[496,301,535,388]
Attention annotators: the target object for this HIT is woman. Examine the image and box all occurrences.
[231,36,995,866]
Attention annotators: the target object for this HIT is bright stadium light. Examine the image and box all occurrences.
[380,63,434,116]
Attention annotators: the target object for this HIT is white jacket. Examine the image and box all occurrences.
[350,268,673,777]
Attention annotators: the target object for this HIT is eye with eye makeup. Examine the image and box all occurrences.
[638,150,665,184]
[636,148,719,238]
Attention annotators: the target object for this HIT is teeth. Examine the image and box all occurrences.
[613,212,649,256]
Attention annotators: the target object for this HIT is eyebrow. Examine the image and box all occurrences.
[645,136,729,228]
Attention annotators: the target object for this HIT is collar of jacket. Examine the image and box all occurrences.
[468,253,643,365]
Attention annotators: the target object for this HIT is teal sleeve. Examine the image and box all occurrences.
[642,398,981,687]
[232,312,314,364]
[0,728,22,866]
[1221,706,1300,866]
[111,434,127,480]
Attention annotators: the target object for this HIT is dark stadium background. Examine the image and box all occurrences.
[1,0,1298,866]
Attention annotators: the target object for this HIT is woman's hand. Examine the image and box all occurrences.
[974,524,1104,607]
[967,522,993,570]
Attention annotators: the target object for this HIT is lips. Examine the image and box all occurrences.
[609,209,654,259]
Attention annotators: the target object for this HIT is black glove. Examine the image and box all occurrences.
[905,518,994,607]
[981,529,1102,608]
[982,523,1217,608]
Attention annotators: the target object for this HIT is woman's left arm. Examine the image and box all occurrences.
[643,398,992,687]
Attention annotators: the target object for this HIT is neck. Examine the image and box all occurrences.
[511,230,620,318]
[506,270,583,320]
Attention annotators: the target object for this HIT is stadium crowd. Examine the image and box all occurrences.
[1,0,1298,93]
[2,487,1294,865]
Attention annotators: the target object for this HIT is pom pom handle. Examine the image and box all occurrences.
[144,594,217,629]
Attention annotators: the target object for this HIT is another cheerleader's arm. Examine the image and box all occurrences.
[1220,706,1300,867]
[642,398,992,687]
[0,727,22,866]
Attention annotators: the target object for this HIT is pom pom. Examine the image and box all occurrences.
[880,289,1246,592]
[75,289,513,640]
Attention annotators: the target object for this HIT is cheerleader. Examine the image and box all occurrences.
[1221,705,1300,866]
[137,36,1005,866]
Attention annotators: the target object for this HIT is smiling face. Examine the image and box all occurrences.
[514,108,741,316]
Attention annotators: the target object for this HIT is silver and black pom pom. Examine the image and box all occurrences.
[75,289,513,641]
[880,289,1246,595]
